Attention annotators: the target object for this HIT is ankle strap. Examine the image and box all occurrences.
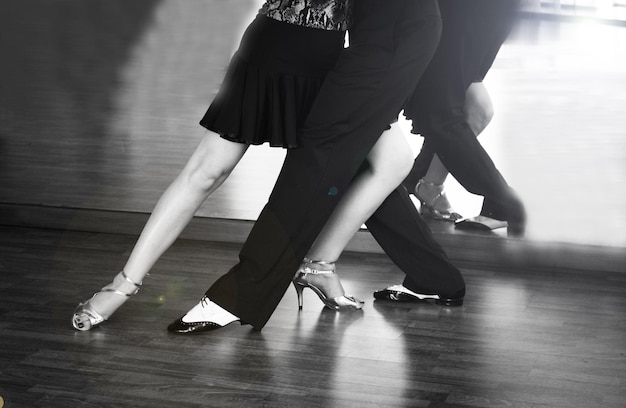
[301,258,336,274]
[121,270,143,287]
[101,271,142,297]
[417,178,444,190]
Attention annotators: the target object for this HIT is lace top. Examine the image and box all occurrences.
[259,0,352,31]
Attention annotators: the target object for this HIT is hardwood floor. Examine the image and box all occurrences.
[1,226,625,408]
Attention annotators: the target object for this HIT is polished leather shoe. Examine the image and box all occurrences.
[472,191,527,237]
[167,296,239,334]
[167,318,231,334]
[374,285,464,307]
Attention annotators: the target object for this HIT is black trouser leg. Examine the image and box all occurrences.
[403,139,437,192]
[365,186,465,298]
[403,0,525,231]
[207,0,443,330]
[413,109,526,228]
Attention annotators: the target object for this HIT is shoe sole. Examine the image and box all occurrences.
[374,290,463,307]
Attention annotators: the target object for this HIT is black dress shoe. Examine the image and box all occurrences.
[454,215,508,232]
[167,296,240,334]
[167,318,229,334]
[473,192,527,237]
[373,287,464,307]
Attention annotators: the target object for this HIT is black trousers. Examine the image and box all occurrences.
[207,0,464,330]
[404,0,525,226]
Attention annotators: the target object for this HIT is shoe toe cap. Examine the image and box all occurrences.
[167,318,223,334]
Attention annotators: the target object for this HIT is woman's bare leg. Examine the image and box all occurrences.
[299,83,495,302]
[299,123,414,298]
[77,132,248,321]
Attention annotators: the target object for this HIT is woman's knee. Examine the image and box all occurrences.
[183,160,229,193]
[393,146,416,179]
[367,127,415,182]
[180,133,246,192]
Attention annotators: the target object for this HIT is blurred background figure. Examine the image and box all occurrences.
[403,0,526,236]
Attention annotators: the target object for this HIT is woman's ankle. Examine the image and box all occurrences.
[416,178,443,200]
[301,257,336,272]
[299,260,346,299]
[104,271,141,294]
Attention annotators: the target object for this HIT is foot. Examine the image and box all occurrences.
[414,179,462,221]
[475,191,527,237]
[373,284,464,307]
[293,259,364,311]
[167,296,239,334]
[454,215,508,231]
[72,271,142,331]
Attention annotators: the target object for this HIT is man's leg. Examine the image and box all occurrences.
[402,81,494,223]
[204,0,444,330]
[404,0,525,233]
[403,81,494,191]
[301,122,465,306]
[425,109,525,229]
[305,124,414,263]
[366,185,465,302]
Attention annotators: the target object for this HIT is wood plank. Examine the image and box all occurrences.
[1,226,625,408]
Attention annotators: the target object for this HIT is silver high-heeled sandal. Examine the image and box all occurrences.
[72,271,142,331]
[292,258,364,311]
[415,178,462,221]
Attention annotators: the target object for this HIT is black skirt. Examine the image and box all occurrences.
[200,15,346,148]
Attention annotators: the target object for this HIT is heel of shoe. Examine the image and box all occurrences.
[507,220,526,237]
[415,179,462,221]
[435,297,464,307]
[419,202,436,218]
[292,281,305,310]
[292,259,364,311]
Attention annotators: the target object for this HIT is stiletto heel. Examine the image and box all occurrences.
[293,281,305,310]
[414,178,462,221]
[292,258,364,311]
[72,270,142,331]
